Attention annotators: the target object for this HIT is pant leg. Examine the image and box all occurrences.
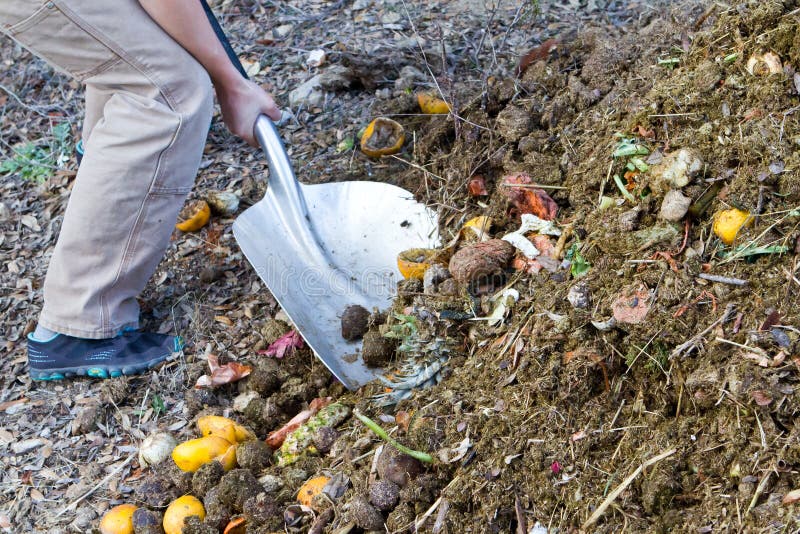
[0,0,214,338]
[82,84,111,144]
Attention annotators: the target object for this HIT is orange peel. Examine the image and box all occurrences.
[176,200,211,232]
[417,92,451,114]
[397,248,439,280]
[297,476,330,509]
[712,208,752,245]
[223,517,246,534]
[360,117,404,157]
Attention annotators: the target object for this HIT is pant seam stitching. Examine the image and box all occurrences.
[103,114,184,312]
[150,187,193,196]
[80,56,124,80]
[4,4,49,34]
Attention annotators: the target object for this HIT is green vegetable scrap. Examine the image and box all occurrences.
[566,242,590,278]
[628,157,649,172]
[723,53,738,64]
[657,57,680,67]
[336,136,355,153]
[720,244,789,261]
[276,403,351,466]
[354,410,434,463]
[612,138,649,159]
[613,174,637,203]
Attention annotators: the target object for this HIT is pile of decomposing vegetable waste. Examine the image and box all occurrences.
[96,114,762,534]
[91,93,468,534]
[93,3,800,528]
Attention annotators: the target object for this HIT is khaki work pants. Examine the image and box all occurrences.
[0,0,213,338]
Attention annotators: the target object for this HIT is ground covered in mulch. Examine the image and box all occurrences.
[2,0,800,533]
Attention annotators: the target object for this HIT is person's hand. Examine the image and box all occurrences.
[216,77,281,146]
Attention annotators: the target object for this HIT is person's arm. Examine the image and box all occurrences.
[137,0,281,146]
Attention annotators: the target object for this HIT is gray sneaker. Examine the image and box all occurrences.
[27,329,183,381]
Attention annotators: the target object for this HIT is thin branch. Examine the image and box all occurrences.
[55,453,135,517]
[582,448,677,529]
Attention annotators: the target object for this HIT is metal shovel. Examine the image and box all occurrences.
[233,116,439,390]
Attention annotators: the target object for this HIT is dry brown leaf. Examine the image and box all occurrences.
[214,315,233,327]
[195,354,252,388]
[633,124,655,139]
[0,398,28,412]
[502,173,558,221]
[759,310,781,331]
[517,38,559,76]
[750,390,773,406]
[782,488,800,504]
[395,411,411,432]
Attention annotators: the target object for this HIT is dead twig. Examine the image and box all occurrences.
[411,476,460,531]
[415,496,443,531]
[747,471,771,515]
[697,273,748,286]
[55,453,135,517]
[432,498,450,534]
[308,509,334,534]
[673,290,717,318]
[514,493,527,534]
[473,0,502,69]
[714,337,769,358]
[671,304,735,359]
[582,448,677,530]
[693,4,717,30]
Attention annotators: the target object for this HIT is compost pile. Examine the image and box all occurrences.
[123,2,800,532]
[3,0,800,532]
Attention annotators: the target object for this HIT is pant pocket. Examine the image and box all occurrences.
[6,1,118,80]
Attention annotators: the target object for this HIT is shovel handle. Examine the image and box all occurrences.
[254,114,328,259]
[254,114,301,201]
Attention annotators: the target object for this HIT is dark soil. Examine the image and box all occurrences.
[341,304,371,341]
[361,330,397,367]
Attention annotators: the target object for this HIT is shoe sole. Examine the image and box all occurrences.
[30,337,183,381]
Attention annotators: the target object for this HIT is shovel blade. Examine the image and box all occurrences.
[233,180,438,389]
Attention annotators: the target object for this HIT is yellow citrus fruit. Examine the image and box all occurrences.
[175,200,211,232]
[417,92,451,114]
[712,208,752,245]
[297,476,330,510]
[171,435,236,473]
[99,504,137,534]
[397,248,439,280]
[197,415,255,443]
[163,495,205,534]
